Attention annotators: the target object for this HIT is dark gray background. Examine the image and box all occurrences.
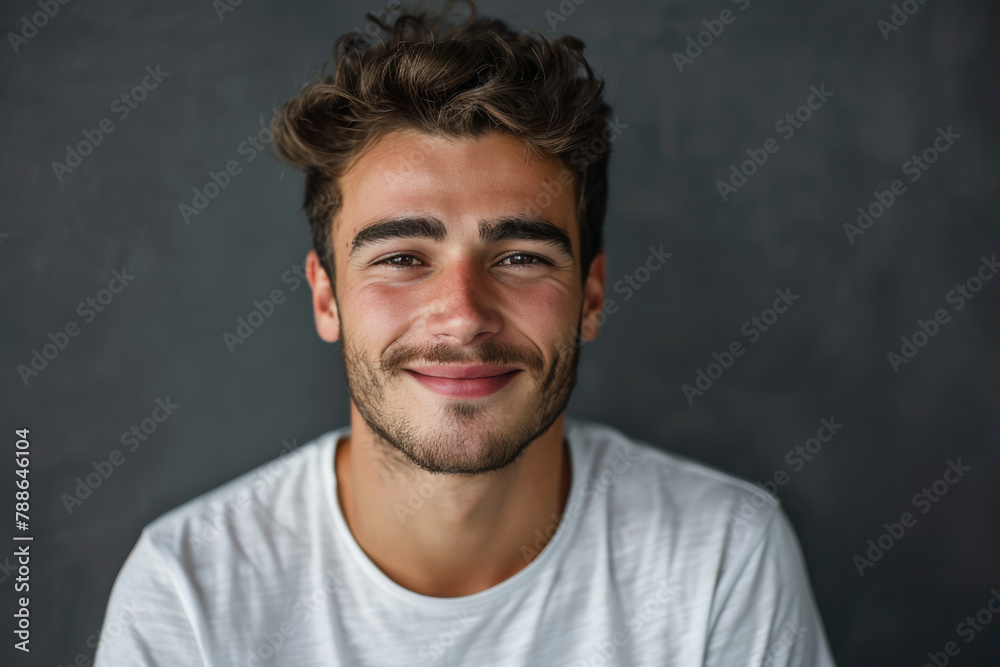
[2,0,998,664]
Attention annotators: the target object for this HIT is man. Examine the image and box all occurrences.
[97,1,836,664]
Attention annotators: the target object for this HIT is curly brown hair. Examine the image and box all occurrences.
[271,0,613,285]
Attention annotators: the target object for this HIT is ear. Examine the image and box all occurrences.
[579,251,606,341]
[306,250,341,343]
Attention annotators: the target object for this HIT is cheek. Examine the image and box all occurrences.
[501,282,581,343]
[343,284,416,340]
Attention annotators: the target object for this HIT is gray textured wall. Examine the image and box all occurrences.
[2,0,998,664]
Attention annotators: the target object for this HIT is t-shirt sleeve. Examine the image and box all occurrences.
[94,528,206,666]
[702,505,837,667]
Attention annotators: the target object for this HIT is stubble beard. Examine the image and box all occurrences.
[338,318,582,476]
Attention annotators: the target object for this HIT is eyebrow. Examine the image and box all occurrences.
[348,215,574,260]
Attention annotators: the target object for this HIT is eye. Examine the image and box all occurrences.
[498,253,549,267]
[376,254,424,268]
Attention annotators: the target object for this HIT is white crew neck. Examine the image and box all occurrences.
[321,418,587,610]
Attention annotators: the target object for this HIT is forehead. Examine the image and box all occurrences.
[334,129,577,240]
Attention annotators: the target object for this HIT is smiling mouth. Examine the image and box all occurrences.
[403,366,521,399]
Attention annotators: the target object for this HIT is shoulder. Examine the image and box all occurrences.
[570,419,777,519]
[139,428,344,562]
[98,428,349,660]
[564,417,827,647]
[567,416,780,535]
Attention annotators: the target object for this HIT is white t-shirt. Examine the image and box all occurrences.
[95,417,836,666]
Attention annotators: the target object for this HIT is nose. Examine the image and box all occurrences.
[422,258,502,345]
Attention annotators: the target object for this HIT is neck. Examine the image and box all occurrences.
[335,405,572,597]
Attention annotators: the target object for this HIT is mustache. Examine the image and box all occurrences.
[380,339,546,376]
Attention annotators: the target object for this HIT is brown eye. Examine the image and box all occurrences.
[499,253,544,266]
[380,254,422,267]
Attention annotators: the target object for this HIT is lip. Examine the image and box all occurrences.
[404,365,521,398]
[405,364,520,379]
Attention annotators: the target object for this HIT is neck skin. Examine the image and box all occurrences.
[334,402,573,598]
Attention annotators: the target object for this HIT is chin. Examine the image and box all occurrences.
[368,400,544,476]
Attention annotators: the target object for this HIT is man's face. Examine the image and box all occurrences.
[309,129,605,475]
